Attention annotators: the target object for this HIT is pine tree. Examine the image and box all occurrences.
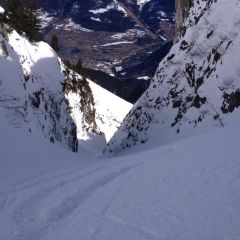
[74,58,86,78]
[4,0,41,42]
[50,35,60,52]
[23,0,41,41]
[62,59,72,69]
[4,0,25,33]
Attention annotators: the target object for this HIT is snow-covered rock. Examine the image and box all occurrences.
[104,0,240,154]
[0,30,79,151]
[0,22,131,153]
[0,6,4,14]
[136,0,151,10]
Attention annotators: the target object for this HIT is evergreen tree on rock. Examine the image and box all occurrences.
[4,0,25,34]
[4,0,41,42]
[74,58,86,79]
[23,0,41,42]
[50,35,60,52]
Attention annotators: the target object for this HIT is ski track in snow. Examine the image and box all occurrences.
[0,120,240,239]
[0,148,151,240]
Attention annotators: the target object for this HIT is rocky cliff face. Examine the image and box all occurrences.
[104,0,240,155]
[174,0,192,42]
[0,26,97,152]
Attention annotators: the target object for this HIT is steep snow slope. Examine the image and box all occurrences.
[88,80,132,142]
[0,21,131,153]
[105,0,240,154]
[0,104,240,240]
[69,79,132,153]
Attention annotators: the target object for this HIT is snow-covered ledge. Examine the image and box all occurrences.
[0,6,5,14]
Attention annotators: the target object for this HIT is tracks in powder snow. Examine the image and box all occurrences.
[0,155,150,240]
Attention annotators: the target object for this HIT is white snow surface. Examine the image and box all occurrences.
[96,41,134,47]
[54,18,93,32]
[88,80,132,142]
[111,29,145,41]
[65,18,93,32]
[0,106,240,240]
[0,6,5,14]
[38,10,54,29]
[137,0,151,10]
[89,1,127,16]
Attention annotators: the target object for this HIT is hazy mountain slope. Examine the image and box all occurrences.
[39,0,174,38]
[37,0,174,102]
[104,0,240,154]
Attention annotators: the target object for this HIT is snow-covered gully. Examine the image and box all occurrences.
[1,0,240,239]
[0,114,240,240]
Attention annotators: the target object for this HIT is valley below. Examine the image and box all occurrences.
[39,0,175,102]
